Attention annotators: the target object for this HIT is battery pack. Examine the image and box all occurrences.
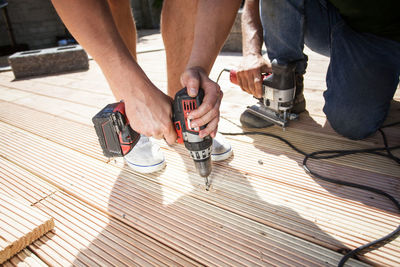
[92,102,140,157]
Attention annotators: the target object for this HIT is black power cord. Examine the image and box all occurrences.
[216,68,400,266]
[220,127,400,266]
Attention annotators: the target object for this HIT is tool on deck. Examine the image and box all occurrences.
[92,89,213,190]
[173,87,213,190]
[219,65,400,266]
[229,59,299,128]
[92,102,140,157]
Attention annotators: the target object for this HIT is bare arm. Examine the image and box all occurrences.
[51,0,176,144]
[180,0,242,138]
[237,0,271,98]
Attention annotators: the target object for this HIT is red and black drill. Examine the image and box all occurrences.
[92,101,140,158]
[92,89,213,190]
[173,87,213,190]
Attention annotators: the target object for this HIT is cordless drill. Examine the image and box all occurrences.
[173,87,213,190]
[92,102,140,157]
[92,89,213,190]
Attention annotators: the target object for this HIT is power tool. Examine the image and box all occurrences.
[92,89,213,190]
[173,87,213,190]
[92,101,140,157]
[229,59,299,128]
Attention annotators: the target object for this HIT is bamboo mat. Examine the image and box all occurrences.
[0,45,399,266]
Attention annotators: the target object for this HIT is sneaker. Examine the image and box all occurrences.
[211,133,233,161]
[124,135,166,173]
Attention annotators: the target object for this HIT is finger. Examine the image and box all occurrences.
[181,69,200,97]
[260,62,272,74]
[190,97,220,128]
[153,132,164,140]
[253,72,263,98]
[237,71,252,95]
[248,72,258,97]
[199,116,219,138]
[189,84,222,119]
[237,71,248,93]
[164,123,177,145]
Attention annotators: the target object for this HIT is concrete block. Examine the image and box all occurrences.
[8,45,89,79]
[222,10,243,52]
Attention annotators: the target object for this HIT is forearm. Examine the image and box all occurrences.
[187,0,242,74]
[242,0,263,57]
[51,0,147,100]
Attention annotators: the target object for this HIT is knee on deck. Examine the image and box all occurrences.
[323,103,387,140]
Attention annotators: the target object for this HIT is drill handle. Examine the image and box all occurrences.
[173,87,205,144]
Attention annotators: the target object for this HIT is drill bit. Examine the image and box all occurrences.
[204,176,210,191]
[194,158,212,191]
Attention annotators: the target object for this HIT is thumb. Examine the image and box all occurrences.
[181,68,200,97]
[260,62,272,74]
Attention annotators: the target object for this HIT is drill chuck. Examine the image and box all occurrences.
[194,158,212,177]
[185,135,212,177]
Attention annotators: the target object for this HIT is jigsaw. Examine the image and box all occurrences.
[230,59,299,128]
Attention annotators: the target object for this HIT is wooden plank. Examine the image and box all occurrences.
[3,248,48,267]
[0,100,398,265]
[0,194,54,264]
[1,100,398,214]
[0,157,200,267]
[1,42,398,266]
[1,95,399,180]
[0,121,370,266]
[217,115,400,178]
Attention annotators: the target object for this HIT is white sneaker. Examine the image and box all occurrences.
[211,133,233,161]
[124,135,166,173]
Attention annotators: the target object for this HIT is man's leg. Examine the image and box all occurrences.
[161,0,198,97]
[162,0,233,161]
[260,0,306,74]
[260,0,333,70]
[245,0,330,122]
[323,21,400,140]
[107,0,167,172]
[107,0,137,60]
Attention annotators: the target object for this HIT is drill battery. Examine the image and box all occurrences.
[92,102,140,157]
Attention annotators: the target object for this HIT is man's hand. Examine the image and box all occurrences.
[180,66,223,139]
[236,54,271,98]
[121,80,177,145]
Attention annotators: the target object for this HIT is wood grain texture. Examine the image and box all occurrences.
[2,248,48,267]
[0,158,200,267]
[0,116,373,266]
[0,194,54,264]
[0,35,399,266]
[0,101,398,265]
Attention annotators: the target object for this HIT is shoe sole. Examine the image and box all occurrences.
[211,146,233,161]
[125,158,166,173]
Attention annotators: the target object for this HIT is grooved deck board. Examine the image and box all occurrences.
[0,194,54,264]
[0,122,369,266]
[2,248,48,267]
[0,32,399,266]
[0,158,201,267]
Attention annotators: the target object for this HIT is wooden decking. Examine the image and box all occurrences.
[1,31,399,266]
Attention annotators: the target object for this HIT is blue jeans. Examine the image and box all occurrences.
[260,0,400,140]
